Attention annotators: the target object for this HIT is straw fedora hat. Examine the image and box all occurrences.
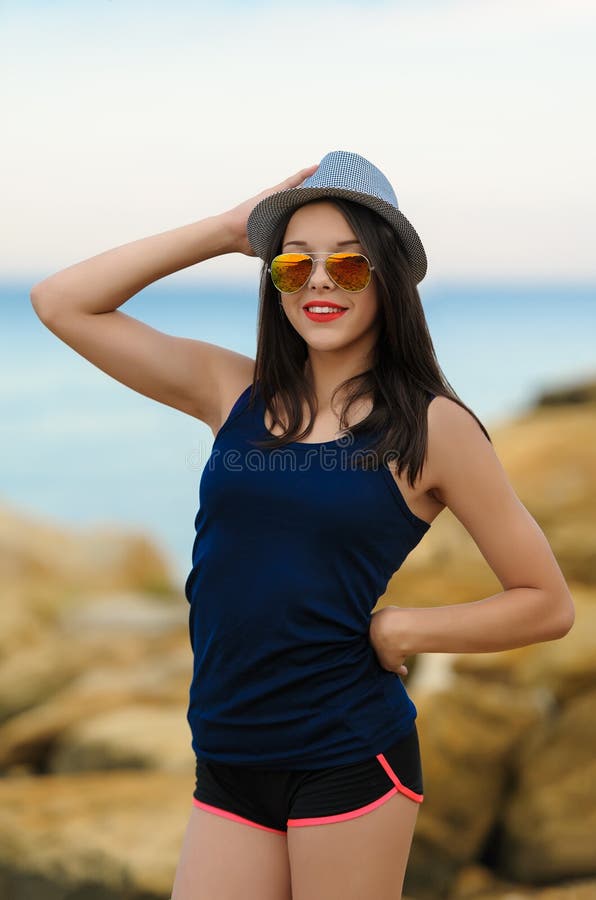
[246,150,427,284]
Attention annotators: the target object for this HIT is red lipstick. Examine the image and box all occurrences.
[303,300,348,323]
[303,301,348,323]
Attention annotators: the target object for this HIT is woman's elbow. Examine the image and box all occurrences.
[551,592,576,638]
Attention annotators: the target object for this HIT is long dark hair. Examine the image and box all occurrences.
[247,197,491,488]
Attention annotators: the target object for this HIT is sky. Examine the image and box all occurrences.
[1,0,595,287]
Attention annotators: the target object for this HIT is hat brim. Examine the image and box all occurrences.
[246,186,427,284]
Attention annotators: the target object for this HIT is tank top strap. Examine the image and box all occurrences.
[215,382,254,441]
[229,383,253,418]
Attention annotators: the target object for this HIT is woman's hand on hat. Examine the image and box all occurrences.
[222,163,320,257]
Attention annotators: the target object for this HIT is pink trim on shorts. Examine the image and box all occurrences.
[376,751,424,804]
[287,786,398,827]
[192,797,286,835]
[287,749,424,828]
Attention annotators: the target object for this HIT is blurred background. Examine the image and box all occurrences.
[1,1,595,898]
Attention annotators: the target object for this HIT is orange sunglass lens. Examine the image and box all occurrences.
[326,253,370,291]
[270,254,312,293]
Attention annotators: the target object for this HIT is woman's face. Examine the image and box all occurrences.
[277,201,380,356]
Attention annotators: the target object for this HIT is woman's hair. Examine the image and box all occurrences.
[248,197,492,487]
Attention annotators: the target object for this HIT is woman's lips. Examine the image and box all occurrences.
[303,306,348,322]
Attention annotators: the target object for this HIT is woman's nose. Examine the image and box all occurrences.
[307,258,334,289]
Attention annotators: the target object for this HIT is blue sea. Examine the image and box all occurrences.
[2,278,595,588]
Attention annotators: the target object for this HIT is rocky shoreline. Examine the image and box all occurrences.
[1,377,595,899]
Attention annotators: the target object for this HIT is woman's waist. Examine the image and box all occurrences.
[191,637,390,717]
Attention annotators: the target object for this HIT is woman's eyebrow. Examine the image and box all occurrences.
[282,239,362,248]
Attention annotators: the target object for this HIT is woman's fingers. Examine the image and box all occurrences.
[275,163,319,191]
[223,162,320,257]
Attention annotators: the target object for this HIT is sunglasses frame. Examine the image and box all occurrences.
[267,251,375,294]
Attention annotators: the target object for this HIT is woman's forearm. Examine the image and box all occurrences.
[370,588,574,664]
[30,212,240,319]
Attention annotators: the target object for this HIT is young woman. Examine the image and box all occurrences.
[31,151,575,900]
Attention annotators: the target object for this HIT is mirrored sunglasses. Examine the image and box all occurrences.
[268,252,375,294]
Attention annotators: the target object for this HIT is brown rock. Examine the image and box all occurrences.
[0,500,177,659]
[0,768,192,897]
[0,633,92,722]
[532,880,596,898]
[0,642,192,769]
[449,861,596,898]
[406,677,544,897]
[498,687,596,883]
[49,704,194,774]
[447,861,535,897]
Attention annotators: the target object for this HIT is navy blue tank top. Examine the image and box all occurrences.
[184,380,433,769]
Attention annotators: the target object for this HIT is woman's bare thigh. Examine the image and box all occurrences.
[287,790,420,900]
[171,805,292,900]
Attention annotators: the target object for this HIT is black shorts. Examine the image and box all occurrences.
[192,723,424,835]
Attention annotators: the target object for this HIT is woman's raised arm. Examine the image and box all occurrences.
[29,164,319,428]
